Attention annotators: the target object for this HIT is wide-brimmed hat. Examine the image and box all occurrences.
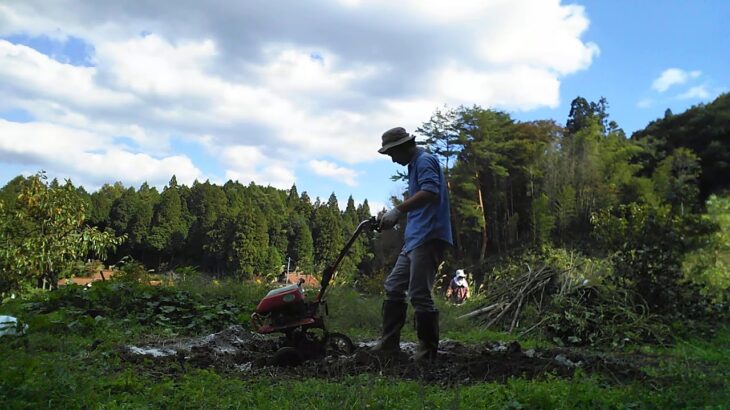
[455,269,466,278]
[378,127,415,154]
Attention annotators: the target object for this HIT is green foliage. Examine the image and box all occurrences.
[2,93,728,355]
[0,172,125,293]
[288,216,314,273]
[416,105,459,173]
[1,278,728,409]
[230,205,270,278]
[312,198,344,270]
[652,147,701,213]
[530,193,555,245]
[566,96,609,135]
[592,203,715,317]
[88,181,126,228]
[683,194,730,303]
[632,92,730,199]
[26,279,246,336]
[547,286,670,347]
[148,179,191,259]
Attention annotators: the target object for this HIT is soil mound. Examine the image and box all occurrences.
[120,326,653,385]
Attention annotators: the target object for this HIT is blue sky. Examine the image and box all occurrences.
[512,1,729,133]
[0,1,727,214]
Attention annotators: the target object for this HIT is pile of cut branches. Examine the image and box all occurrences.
[459,264,558,335]
[460,262,671,346]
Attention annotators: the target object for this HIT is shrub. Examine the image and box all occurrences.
[24,279,248,335]
[546,285,670,347]
[683,195,730,305]
[591,203,715,317]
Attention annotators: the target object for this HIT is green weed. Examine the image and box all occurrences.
[1,279,728,409]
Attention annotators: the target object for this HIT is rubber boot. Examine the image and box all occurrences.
[413,310,439,362]
[371,300,407,353]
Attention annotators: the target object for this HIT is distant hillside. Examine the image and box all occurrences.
[632,93,730,199]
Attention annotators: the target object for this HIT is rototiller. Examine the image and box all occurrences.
[251,217,380,364]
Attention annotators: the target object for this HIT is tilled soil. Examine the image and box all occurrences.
[119,326,655,385]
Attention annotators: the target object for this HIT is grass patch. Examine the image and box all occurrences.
[1,279,728,409]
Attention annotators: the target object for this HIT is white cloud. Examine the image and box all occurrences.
[0,120,202,188]
[473,2,598,76]
[637,98,653,109]
[256,46,378,94]
[211,144,296,189]
[0,0,599,189]
[95,34,218,99]
[652,68,701,92]
[435,64,561,110]
[677,85,710,100]
[0,40,135,109]
[225,166,295,189]
[308,160,359,186]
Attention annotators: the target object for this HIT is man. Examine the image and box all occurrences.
[374,126,453,361]
[446,269,470,304]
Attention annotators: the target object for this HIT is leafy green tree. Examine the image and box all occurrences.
[357,199,371,220]
[0,176,27,212]
[109,187,137,237]
[553,185,577,240]
[311,202,343,271]
[566,96,609,135]
[652,148,701,214]
[186,180,228,269]
[451,107,510,258]
[530,193,555,246]
[591,203,713,315]
[418,106,463,252]
[298,191,314,221]
[127,183,159,259]
[326,192,340,212]
[632,92,730,200]
[0,173,125,292]
[288,216,314,273]
[205,213,235,274]
[286,184,300,213]
[452,106,554,256]
[337,195,365,281]
[259,185,290,260]
[683,195,730,302]
[417,106,460,173]
[148,176,191,264]
[230,204,271,278]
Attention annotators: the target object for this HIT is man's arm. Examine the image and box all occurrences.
[396,190,437,213]
[380,190,437,230]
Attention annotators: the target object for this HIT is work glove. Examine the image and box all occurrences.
[379,207,402,231]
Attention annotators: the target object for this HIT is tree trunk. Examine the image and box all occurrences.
[447,180,463,259]
[49,271,59,290]
[476,172,488,263]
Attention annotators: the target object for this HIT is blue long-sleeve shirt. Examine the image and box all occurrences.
[404,148,453,252]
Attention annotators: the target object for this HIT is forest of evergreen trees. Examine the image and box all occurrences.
[1,94,728,307]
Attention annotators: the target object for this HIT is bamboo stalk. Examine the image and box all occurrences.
[457,302,503,320]
[509,292,526,333]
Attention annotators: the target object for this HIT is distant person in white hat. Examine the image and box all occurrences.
[446,269,470,304]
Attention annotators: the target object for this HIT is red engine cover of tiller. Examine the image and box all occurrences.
[255,284,305,314]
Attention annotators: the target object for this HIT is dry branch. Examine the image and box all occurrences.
[464,263,562,333]
[457,302,504,320]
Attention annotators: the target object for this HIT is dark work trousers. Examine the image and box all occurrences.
[383,240,447,313]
